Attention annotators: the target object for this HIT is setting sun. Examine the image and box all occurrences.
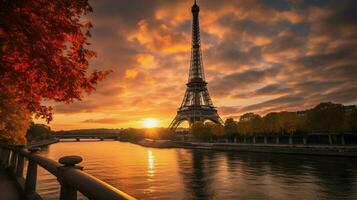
[142,118,159,128]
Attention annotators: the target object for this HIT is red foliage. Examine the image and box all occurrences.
[0,0,110,122]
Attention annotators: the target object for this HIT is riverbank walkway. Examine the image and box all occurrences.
[0,167,22,200]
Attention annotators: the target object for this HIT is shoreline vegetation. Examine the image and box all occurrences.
[24,122,58,147]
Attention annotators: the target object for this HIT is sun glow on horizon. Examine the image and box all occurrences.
[142,118,159,128]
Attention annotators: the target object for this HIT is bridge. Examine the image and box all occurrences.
[53,133,121,141]
[0,144,136,200]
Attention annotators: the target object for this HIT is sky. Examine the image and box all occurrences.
[39,0,357,130]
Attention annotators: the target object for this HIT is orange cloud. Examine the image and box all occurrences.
[129,20,190,55]
[125,69,138,79]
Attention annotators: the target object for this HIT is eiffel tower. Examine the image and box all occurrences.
[169,0,223,130]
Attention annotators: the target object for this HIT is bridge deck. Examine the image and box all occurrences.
[0,168,22,200]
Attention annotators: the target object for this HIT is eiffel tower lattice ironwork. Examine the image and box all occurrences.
[169,0,223,130]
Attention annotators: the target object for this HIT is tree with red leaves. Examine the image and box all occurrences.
[0,0,109,143]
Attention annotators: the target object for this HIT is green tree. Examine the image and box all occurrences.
[191,121,211,141]
[26,122,53,142]
[263,112,280,134]
[251,114,263,135]
[238,113,262,135]
[278,112,299,134]
[206,122,224,141]
[306,102,345,133]
[296,113,308,134]
[346,108,357,133]
[224,118,238,137]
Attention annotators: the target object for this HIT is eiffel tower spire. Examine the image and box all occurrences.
[189,0,204,82]
[169,0,223,130]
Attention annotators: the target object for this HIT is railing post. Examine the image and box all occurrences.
[10,147,17,172]
[16,145,25,177]
[303,136,307,145]
[289,136,293,145]
[1,147,10,167]
[276,136,279,144]
[264,136,267,144]
[25,147,40,196]
[253,136,256,144]
[0,147,2,163]
[341,134,345,145]
[58,155,83,200]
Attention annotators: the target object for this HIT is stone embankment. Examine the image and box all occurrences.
[136,139,357,157]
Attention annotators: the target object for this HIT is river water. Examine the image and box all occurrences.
[35,140,357,199]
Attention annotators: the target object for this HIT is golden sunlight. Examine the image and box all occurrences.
[142,118,159,128]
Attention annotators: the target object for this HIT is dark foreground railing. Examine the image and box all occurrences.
[0,144,136,200]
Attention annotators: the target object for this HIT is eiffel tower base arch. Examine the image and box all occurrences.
[169,108,223,130]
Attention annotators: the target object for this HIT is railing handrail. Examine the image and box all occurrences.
[62,168,135,200]
[0,144,136,200]
[16,148,61,176]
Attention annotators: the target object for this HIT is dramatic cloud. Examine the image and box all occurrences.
[37,0,357,130]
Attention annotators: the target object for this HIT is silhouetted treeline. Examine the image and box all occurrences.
[120,128,174,141]
[54,127,173,141]
[56,128,122,135]
[26,122,53,142]
[191,102,357,141]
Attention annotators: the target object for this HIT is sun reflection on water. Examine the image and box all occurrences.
[147,150,155,177]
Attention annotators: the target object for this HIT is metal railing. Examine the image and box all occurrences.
[0,144,136,200]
